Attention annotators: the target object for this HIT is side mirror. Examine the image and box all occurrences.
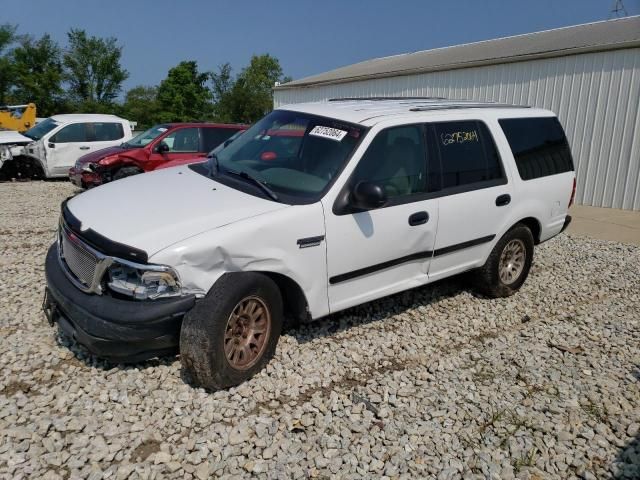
[156,142,170,153]
[351,181,387,210]
[48,142,55,148]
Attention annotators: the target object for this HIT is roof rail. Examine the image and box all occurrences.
[409,103,530,112]
[328,96,447,102]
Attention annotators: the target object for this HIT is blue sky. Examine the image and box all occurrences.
[3,0,640,92]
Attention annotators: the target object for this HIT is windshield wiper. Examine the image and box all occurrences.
[208,153,220,176]
[225,169,279,201]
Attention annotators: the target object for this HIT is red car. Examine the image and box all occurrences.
[69,122,247,188]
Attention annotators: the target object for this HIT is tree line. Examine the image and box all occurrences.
[0,24,290,128]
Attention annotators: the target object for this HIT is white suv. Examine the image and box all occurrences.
[43,98,575,389]
[1,113,132,178]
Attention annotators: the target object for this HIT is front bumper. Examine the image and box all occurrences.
[68,167,102,188]
[44,243,196,362]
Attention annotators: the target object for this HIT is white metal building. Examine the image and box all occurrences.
[274,17,640,210]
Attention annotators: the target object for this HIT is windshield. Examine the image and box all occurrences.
[123,124,170,148]
[23,118,59,141]
[209,110,365,203]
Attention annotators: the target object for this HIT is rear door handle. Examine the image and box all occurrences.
[496,194,511,207]
[79,146,90,150]
[408,211,429,226]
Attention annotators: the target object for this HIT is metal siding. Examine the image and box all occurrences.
[275,48,640,210]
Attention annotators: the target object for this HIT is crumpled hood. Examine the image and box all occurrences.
[0,130,32,145]
[76,145,133,165]
[66,166,288,256]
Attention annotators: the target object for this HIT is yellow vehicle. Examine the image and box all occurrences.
[0,103,37,132]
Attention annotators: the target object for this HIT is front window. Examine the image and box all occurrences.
[208,110,365,203]
[123,124,170,148]
[23,118,59,141]
[158,127,200,152]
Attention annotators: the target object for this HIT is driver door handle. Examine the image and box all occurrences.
[408,211,429,226]
[79,146,90,150]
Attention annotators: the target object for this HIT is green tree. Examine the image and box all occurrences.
[63,29,129,109]
[156,61,211,122]
[11,34,65,116]
[0,24,17,104]
[122,85,160,128]
[210,62,234,122]
[211,54,287,123]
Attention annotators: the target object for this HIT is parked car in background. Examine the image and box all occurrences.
[0,114,132,179]
[69,123,247,187]
[154,129,245,171]
[44,99,576,390]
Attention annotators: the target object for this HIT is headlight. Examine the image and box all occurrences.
[107,261,182,300]
[81,163,95,172]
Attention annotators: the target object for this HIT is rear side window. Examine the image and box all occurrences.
[499,117,574,180]
[428,120,504,190]
[92,122,124,141]
[202,127,241,152]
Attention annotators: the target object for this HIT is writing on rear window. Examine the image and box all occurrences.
[309,126,347,142]
[441,130,479,146]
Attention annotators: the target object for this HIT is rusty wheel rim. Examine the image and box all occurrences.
[224,296,271,370]
[499,239,526,285]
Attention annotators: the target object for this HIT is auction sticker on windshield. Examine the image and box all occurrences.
[309,126,347,142]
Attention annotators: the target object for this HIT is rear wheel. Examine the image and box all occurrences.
[180,273,282,390]
[473,224,534,298]
[112,166,142,182]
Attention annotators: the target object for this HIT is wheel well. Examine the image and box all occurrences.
[260,272,310,325]
[516,217,541,244]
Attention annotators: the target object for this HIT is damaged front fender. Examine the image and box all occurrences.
[150,202,330,320]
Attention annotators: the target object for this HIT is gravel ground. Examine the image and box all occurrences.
[0,181,638,480]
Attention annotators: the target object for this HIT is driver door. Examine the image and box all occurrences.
[46,123,92,175]
[322,124,439,313]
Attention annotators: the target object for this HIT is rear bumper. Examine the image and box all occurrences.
[43,243,195,362]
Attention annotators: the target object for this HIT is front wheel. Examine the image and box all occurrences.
[180,273,283,390]
[473,224,534,298]
[112,166,142,182]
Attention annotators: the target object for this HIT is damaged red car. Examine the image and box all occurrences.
[69,122,247,188]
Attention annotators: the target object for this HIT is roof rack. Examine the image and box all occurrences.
[328,96,447,102]
[409,102,530,112]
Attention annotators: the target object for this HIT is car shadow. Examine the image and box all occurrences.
[53,329,178,372]
[51,273,475,375]
[284,274,471,344]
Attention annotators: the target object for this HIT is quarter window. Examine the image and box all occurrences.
[351,125,427,199]
[499,117,574,180]
[429,121,503,190]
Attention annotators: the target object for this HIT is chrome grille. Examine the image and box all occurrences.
[60,228,99,288]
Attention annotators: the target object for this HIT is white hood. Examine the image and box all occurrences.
[0,130,32,145]
[66,166,288,256]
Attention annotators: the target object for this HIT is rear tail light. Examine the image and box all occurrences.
[568,177,576,208]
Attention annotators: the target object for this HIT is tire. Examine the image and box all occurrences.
[473,224,534,298]
[180,272,283,390]
[112,166,142,181]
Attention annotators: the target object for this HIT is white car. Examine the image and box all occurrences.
[0,114,132,178]
[43,98,575,389]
